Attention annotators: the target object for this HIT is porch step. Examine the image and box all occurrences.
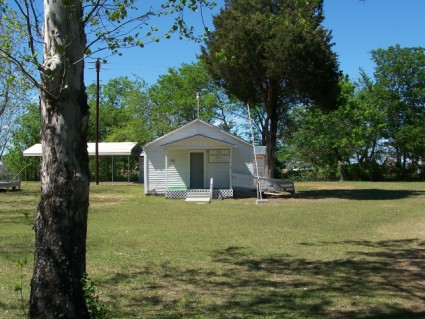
[185,197,211,203]
[185,190,212,203]
[186,191,211,197]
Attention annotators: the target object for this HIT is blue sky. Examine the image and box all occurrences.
[85,0,425,86]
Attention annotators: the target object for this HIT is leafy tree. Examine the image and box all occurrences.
[1,0,215,316]
[284,76,386,181]
[201,0,340,177]
[87,76,153,144]
[350,71,387,179]
[371,45,425,178]
[3,103,41,181]
[282,46,425,181]
[148,61,239,136]
[283,105,355,181]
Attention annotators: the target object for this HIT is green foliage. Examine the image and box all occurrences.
[81,274,109,319]
[85,0,217,59]
[0,5,35,160]
[284,46,425,181]
[371,45,425,178]
[203,0,340,108]
[87,76,154,145]
[283,76,388,181]
[15,257,28,317]
[3,104,41,181]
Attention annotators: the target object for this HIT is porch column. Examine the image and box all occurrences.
[165,152,168,196]
[112,156,114,182]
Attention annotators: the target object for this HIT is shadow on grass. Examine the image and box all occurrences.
[296,189,425,201]
[101,239,425,318]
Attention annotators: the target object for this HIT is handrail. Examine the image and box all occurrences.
[210,178,213,199]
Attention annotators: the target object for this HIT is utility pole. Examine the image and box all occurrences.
[95,59,100,185]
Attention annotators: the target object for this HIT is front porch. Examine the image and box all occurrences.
[164,173,295,200]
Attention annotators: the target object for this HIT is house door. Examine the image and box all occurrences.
[190,152,204,189]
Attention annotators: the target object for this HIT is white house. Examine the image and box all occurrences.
[143,119,260,199]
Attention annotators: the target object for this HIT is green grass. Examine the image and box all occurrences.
[1,182,425,318]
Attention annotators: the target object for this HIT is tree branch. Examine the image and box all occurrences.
[14,0,42,68]
[82,0,104,26]
[85,10,154,51]
[0,49,39,88]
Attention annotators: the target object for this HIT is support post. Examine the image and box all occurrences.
[127,155,130,182]
[111,156,114,182]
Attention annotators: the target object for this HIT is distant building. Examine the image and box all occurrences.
[143,119,265,199]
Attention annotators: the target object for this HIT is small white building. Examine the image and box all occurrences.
[143,119,261,199]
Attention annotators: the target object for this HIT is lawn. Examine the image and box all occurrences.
[1,182,424,318]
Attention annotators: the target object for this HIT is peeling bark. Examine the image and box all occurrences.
[29,0,90,317]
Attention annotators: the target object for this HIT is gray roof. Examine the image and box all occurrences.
[144,119,252,148]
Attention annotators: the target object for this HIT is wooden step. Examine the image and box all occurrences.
[185,197,211,203]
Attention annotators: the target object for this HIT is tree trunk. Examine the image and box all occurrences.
[265,112,278,178]
[338,160,345,182]
[264,82,279,179]
[29,0,90,317]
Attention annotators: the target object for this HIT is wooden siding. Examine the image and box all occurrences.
[166,149,188,189]
[206,160,229,188]
[145,147,166,193]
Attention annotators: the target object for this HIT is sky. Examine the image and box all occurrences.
[84,0,425,86]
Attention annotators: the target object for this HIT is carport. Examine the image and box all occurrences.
[23,142,140,182]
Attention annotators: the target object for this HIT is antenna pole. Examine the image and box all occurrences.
[196,92,200,119]
[247,103,267,204]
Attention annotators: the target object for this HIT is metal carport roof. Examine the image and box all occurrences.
[22,142,141,182]
[23,142,140,157]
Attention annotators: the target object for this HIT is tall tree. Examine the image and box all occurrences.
[1,0,215,317]
[201,0,340,177]
[371,45,425,178]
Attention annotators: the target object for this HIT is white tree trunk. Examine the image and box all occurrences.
[30,0,90,317]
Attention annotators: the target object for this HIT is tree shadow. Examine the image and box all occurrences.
[100,239,425,318]
[296,189,425,200]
